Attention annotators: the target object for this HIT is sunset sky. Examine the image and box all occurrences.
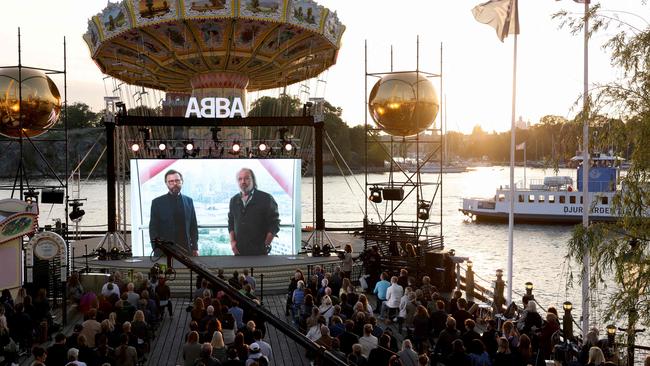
[1,0,647,133]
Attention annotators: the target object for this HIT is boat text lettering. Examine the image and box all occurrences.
[563,206,612,215]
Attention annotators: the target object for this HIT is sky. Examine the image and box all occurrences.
[1,0,648,133]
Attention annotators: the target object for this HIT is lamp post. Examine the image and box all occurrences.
[563,301,573,342]
[606,324,616,346]
[525,282,534,297]
[494,269,505,313]
[466,261,475,302]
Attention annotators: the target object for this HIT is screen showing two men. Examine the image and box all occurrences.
[130,159,301,256]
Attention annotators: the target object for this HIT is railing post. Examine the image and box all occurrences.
[455,263,461,290]
[250,267,254,277]
[260,273,264,305]
[562,301,574,342]
[494,269,505,313]
[466,261,475,302]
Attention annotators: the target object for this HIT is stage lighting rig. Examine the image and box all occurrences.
[131,142,140,152]
[368,186,382,203]
[231,140,241,155]
[417,200,430,221]
[24,188,39,204]
[68,198,87,222]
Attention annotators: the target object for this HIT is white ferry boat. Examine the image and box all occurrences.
[460,154,624,224]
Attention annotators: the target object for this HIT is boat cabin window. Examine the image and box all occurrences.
[538,195,545,203]
[580,196,583,204]
[548,195,555,203]
[569,196,576,204]
[518,195,524,203]
[601,196,608,205]
[528,194,535,203]
[559,196,566,204]
[498,194,506,202]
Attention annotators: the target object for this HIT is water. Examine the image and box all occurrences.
[0,167,608,333]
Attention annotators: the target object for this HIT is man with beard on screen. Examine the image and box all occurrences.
[228,168,280,255]
[149,169,199,256]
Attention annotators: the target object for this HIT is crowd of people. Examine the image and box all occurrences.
[181,269,272,366]
[281,245,649,366]
[1,269,171,366]
[4,249,650,366]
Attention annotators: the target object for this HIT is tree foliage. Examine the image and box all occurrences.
[558,3,650,348]
[64,102,101,129]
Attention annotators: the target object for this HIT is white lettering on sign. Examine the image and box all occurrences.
[185,97,246,118]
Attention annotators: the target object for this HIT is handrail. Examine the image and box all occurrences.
[155,240,347,366]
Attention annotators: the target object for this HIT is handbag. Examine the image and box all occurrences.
[359,274,369,290]
[3,336,18,353]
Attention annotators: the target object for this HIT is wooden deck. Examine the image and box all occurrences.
[148,295,311,366]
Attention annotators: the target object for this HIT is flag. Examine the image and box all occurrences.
[472,0,520,42]
[516,142,526,150]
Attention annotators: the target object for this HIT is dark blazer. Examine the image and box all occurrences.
[228,189,280,255]
[150,193,199,252]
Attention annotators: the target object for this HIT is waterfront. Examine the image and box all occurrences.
[1,167,591,314]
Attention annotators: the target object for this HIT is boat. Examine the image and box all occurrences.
[460,153,629,224]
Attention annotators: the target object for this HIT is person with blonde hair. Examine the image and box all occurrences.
[587,346,605,366]
[210,330,227,362]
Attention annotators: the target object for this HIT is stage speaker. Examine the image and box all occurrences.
[382,188,404,201]
[424,251,445,289]
[424,250,456,292]
[41,189,64,204]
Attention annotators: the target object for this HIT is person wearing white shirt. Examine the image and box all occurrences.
[358,324,378,358]
[383,276,403,320]
[100,277,120,298]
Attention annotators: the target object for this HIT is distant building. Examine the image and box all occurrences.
[515,116,530,130]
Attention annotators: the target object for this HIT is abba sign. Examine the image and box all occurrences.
[185,97,246,118]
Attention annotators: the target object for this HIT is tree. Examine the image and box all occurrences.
[64,102,100,129]
[558,5,650,364]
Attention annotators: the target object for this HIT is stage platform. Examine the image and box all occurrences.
[70,231,365,295]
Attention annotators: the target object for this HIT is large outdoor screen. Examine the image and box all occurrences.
[130,159,301,256]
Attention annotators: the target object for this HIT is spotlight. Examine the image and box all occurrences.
[417,200,430,221]
[24,188,39,204]
[68,199,86,222]
[258,141,268,152]
[368,186,382,203]
[183,141,197,158]
[284,141,293,152]
[232,141,241,154]
[158,142,167,151]
[131,143,140,152]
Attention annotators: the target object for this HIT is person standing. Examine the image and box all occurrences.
[149,169,199,256]
[228,168,280,256]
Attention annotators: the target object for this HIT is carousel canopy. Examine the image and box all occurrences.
[84,0,345,93]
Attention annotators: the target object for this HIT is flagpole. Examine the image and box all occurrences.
[524,144,526,188]
[581,0,590,340]
[507,3,518,306]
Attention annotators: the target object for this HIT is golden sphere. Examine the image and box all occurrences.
[0,68,61,138]
[368,72,439,136]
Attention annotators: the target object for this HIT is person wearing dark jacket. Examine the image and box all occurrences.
[149,169,199,256]
[47,333,69,366]
[228,168,280,256]
[368,334,394,366]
